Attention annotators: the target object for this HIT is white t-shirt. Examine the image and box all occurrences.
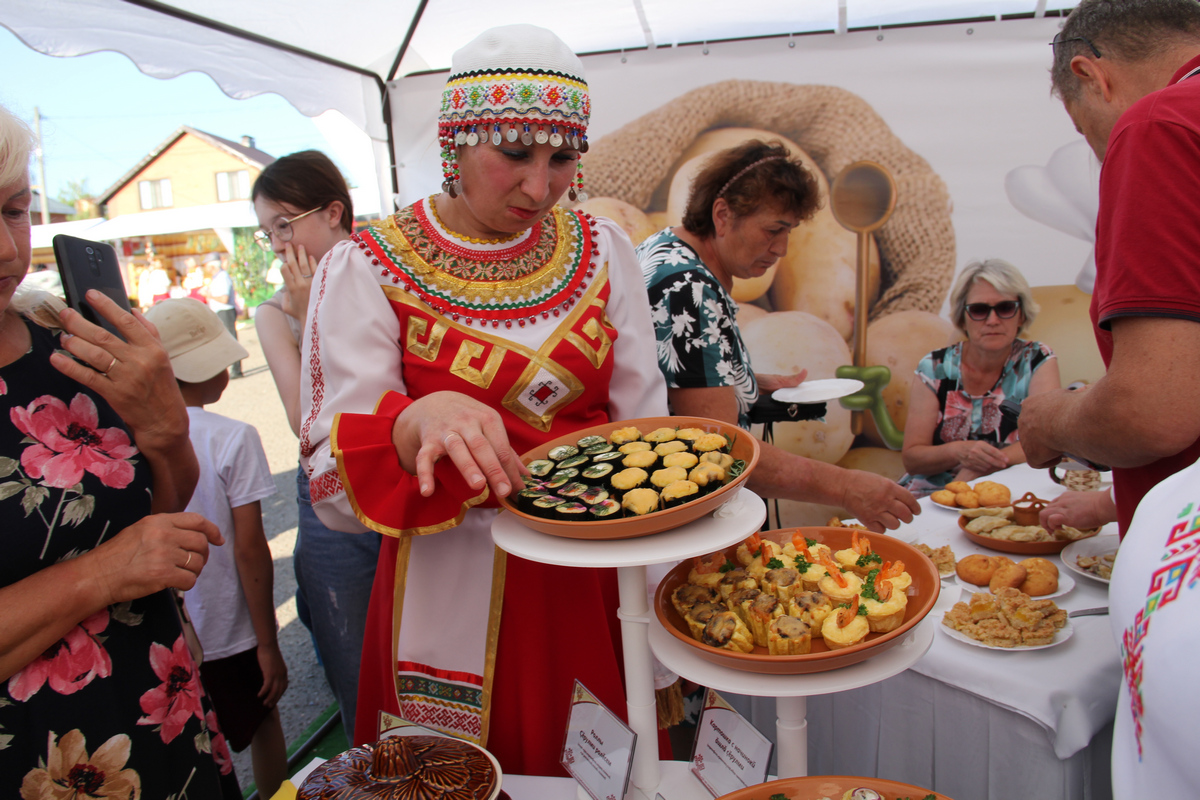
[206,268,235,312]
[1109,457,1200,798]
[182,407,276,660]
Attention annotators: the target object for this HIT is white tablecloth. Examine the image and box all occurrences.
[721,464,1122,800]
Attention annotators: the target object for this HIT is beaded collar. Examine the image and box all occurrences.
[354,197,601,329]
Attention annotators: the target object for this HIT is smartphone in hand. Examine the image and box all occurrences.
[52,234,133,339]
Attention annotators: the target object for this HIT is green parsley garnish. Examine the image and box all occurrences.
[856,551,883,568]
[794,555,811,573]
[858,603,869,616]
[769,794,788,800]
[718,560,736,573]
[766,557,785,569]
[860,568,882,601]
[805,537,818,547]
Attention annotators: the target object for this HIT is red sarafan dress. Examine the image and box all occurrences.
[299,197,668,776]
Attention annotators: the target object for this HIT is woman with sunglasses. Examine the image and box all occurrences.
[900,258,1061,495]
[251,151,381,740]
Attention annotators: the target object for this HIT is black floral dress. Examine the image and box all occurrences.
[0,318,236,799]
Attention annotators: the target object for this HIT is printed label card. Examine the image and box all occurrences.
[561,680,637,800]
[690,689,773,797]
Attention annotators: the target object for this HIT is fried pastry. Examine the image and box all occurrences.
[960,505,1014,520]
[931,489,957,506]
[955,490,981,508]
[945,481,971,493]
[966,515,1011,534]
[956,553,999,586]
[975,481,1012,507]
[916,543,957,576]
[989,560,1028,592]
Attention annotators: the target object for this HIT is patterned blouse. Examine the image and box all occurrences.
[0,317,235,798]
[900,338,1055,493]
[637,229,758,428]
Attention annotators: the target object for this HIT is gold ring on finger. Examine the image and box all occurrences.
[184,551,193,568]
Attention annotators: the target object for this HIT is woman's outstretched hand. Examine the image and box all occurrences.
[392,391,528,498]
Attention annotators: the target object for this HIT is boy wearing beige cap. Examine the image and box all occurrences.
[144,298,286,796]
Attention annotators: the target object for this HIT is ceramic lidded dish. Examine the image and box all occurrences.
[497,415,760,540]
[297,735,502,800]
[654,527,939,675]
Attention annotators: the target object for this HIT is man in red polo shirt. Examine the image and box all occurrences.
[1019,0,1200,536]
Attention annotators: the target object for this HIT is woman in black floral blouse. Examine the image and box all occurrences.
[637,139,920,532]
[0,104,236,797]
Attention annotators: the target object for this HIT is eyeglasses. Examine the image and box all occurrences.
[965,301,1021,321]
[253,206,323,250]
[1049,32,1102,59]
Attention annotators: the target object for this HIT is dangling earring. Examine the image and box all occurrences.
[569,158,588,203]
[440,128,461,198]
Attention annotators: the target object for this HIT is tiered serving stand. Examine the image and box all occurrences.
[491,488,936,799]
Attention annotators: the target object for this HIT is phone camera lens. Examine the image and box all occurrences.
[85,246,94,255]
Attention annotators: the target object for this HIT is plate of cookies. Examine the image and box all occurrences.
[941,587,1074,650]
[654,526,940,675]
[929,479,1012,511]
[954,554,1073,599]
[498,415,759,540]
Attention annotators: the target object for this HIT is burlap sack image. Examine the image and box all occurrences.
[581,80,960,519]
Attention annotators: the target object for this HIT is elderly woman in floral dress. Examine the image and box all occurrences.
[0,104,236,797]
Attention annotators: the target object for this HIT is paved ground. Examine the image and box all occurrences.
[206,320,336,791]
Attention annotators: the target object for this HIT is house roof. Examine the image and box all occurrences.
[98,126,276,203]
[30,190,77,217]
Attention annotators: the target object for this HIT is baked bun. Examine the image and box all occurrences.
[989,559,1028,592]
[1019,557,1059,578]
[931,489,957,506]
[955,490,981,508]
[1019,570,1059,597]
[956,554,998,586]
[975,481,1012,507]
[945,481,971,493]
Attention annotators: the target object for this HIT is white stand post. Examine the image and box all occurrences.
[774,695,808,778]
[617,564,661,793]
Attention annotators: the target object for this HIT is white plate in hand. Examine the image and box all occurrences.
[939,616,1074,651]
[954,570,1075,600]
[772,378,864,404]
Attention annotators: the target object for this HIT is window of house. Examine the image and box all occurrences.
[216,170,251,202]
[138,178,172,210]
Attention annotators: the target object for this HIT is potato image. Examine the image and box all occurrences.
[861,310,959,447]
[741,311,853,465]
[837,447,906,481]
[661,127,878,315]
[735,302,769,329]
[576,196,657,246]
[1024,284,1105,387]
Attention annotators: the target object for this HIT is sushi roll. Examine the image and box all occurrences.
[617,441,652,455]
[674,428,707,447]
[621,487,660,517]
[692,432,730,455]
[650,466,688,490]
[543,469,578,491]
[610,467,649,497]
[557,482,589,500]
[557,454,591,471]
[580,462,615,486]
[531,495,566,518]
[516,488,549,514]
[609,427,642,446]
[582,442,614,456]
[661,479,700,508]
[554,502,589,521]
[662,451,699,470]
[653,440,690,458]
[621,450,658,471]
[688,462,727,494]
[576,434,607,450]
[527,459,556,478]
[578,486,610,506]
[644,427,678,444]
[547,444,580,462]
[700,451,735,471]
[591,450,625,464]
[588,499,622,520]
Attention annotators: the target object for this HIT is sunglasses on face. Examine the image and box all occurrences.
[965,301,1021,321]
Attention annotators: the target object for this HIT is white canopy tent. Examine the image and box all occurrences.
[0,0,1074,215]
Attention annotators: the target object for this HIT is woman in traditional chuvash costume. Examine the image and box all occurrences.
[299,25,668,776]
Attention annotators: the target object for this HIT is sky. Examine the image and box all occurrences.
[0,25,371,204]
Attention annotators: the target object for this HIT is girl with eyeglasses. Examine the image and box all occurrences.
[251,150,381,741]
[899,258,1061,495]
